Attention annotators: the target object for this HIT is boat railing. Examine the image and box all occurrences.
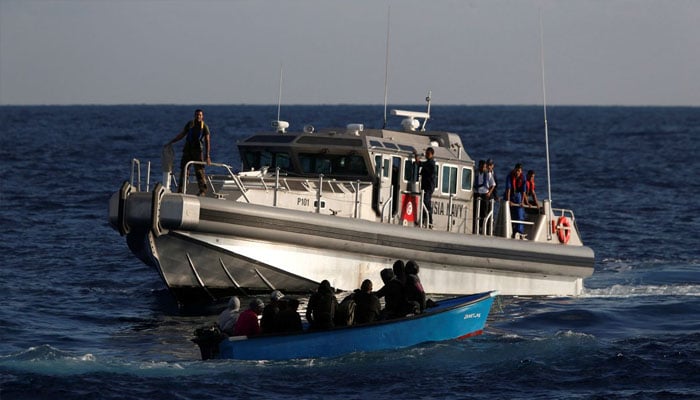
[380,186,395,223]
[474,197,496,236]
[130,158,151,192]
[183,161,251,202]
[177,162,369,219]
[482,198,496,236]
[506,200,536,230]
[552,207,577,235]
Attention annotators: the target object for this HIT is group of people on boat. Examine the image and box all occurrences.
[215,259,431,338]
[217,290,303,337]
[474,157,539,239]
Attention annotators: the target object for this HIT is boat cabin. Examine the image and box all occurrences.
[236,117,476,229]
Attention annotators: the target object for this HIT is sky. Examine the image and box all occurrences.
[1,0,699,106]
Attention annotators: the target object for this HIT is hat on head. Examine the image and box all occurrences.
[486,159,494,165]
[250,298,264,310]
[270,290,284,301]
[228,296,240,310]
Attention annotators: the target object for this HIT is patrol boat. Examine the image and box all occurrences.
[108,99,594,307]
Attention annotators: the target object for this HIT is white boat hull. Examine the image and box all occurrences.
[115,188,593,306]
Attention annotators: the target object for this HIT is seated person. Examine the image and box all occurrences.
[404,260,426,313]
[260,290,284,334]
[217,296,241,336]
[375,268,412,320]
[233,298,264,336]
[274,297,303,333]
[354,279,381,324]
[306,280,338,330]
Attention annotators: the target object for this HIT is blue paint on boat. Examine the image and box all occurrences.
[218,291,497,360]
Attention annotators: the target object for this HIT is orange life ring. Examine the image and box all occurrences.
[556,216,571,244]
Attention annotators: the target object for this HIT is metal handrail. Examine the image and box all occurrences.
[130,158,151,192]
[380,185,394,223]
[182,161,250,202]
[481,198,496,236]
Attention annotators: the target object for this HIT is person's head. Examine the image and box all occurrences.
[227,296,240,311]
[360,279,373,293]
[405,260,420,275]
[478,160,486,171]
[487,159,495,171]
[514,163,523,176]
[318,280,333,294]
[527,170,535,180]
[249,298,264,314]
[270,290,284,302]
[392,260,405,278]
[425,147,434,159]
[193,109,204,122]
[380,268,395,284]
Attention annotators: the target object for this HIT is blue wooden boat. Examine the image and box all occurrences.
[208,291,496,360]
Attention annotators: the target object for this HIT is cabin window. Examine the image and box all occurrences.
[275,153,291,170]
[382,158,390,178]
[241,150,290,171]
[462,167,473,191]
[441,165,458,195]
[299,153,368,176]
[435,163,440,191]
[398,144,416,153]
[374,155,382,175]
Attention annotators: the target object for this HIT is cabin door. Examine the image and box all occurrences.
[390,156,402,216]
[372,154,397,219]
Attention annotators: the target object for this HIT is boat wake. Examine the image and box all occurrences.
[582,283,700,297]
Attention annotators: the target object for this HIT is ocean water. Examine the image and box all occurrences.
[1,105,698,399]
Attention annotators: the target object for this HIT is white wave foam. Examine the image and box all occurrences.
[0,345,215,377]
[583,283,700,297]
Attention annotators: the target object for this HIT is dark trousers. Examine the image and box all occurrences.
[179,147,207,194]
[422,191,433,226]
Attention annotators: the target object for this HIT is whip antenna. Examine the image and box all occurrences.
[277,62,283,122]
[382,6,391,129]
[540,10,553,238]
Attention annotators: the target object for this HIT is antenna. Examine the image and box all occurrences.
[272,62,289,133]
[540,10,553,238]
[382,6,391,129]
[421,90,432,131]
[277,62,283,122]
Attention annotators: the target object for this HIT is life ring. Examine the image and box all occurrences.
[556,216,571,244]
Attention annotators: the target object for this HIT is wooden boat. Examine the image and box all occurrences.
[194,291,497,361]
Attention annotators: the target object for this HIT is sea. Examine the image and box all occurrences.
[0,104,698,399]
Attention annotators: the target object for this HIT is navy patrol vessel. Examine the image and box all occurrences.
[108,99,594,307]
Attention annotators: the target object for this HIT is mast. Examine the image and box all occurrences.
[539,10,553,239]
[382,6,391,129]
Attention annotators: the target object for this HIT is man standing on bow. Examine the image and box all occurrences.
[165,109,211,196]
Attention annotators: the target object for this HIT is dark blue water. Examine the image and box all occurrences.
[1,105,699,399]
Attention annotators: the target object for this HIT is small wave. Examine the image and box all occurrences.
[0,345,211,377]
[583,284,700,297]
[554,330,596,340]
